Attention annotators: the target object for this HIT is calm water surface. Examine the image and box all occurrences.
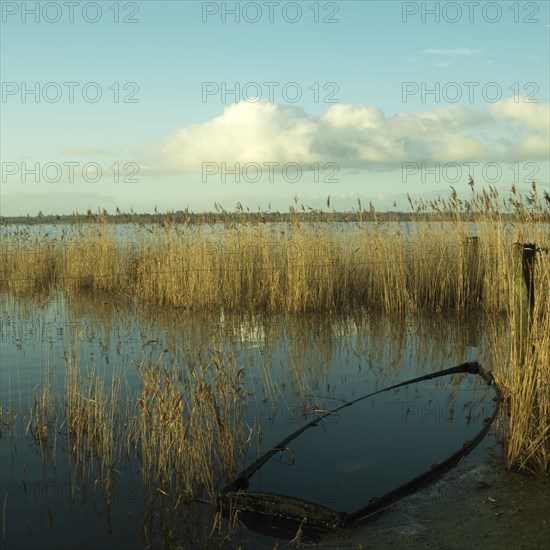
[0,288,547,549]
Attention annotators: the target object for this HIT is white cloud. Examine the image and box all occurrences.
[488,98,550,158]
[163,102,319,168]
[162,99,548,171]
[488,97,550,133]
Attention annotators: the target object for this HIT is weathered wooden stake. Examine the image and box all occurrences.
[512,243,537,363]
[464,237,481,348]
[467,236,481,305]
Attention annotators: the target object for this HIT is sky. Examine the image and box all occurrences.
[1,0,549,215]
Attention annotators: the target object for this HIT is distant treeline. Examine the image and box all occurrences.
[2,209,548,225]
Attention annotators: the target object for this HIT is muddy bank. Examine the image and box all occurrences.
[231,438,549,548]
[317,441,549,550]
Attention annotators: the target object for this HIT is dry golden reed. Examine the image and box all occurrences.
[129,351,250,501]
[23,346,252,508]
[3,184,549,474]
[1,185,546,316]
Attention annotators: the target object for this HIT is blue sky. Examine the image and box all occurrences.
[1,0,549,215]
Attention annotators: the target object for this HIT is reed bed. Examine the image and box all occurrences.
[492,241,550,474]
[2,184,549,477]
[18,343,252,513]
[129,350,250,501]
[64,345,122,482]
[1,185,547,316]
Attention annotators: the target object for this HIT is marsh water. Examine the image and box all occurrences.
[1,249,549,547]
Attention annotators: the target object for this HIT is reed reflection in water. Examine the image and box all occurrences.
[0,291,498,548]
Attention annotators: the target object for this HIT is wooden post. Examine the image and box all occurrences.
[456,236,481,349]
[467,236,481,305]
[512,243,537,363]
